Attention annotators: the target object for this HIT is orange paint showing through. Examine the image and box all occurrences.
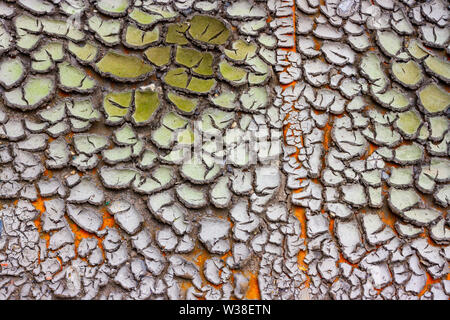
[180,280,193,292]
[378,209,397,231]
[312,37,321,51]
[337,254,358,269]
[59,206,117,258]
[280,81,296,91]
[190,247,217,297]
[245,271,260,300]
[32,196,50,248]
[278,2,314,290]
[193,247,210,269]
[43,169,53,178]
[63,132,74,145]
[283,122,289,137]
[100,208,115,230]
[67,220,93,254]
[329,218,335,234]
[293,208,310,283]
[32,197,45,215]
[322,122,332,151]
[368,142,378,156]
[49,256,64,276]
[373,286,383,295]
[418,272,442,297]
[95,208,116,254]
[84,67,105,84]
[189,245,258,299]
[426,234,449,249]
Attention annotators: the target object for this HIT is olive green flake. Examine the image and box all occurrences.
[68,41,99,64]
[95,51,154,81]
[129,6,177,28]
[224,40,257,62]
[188,15,230,46]
[175,46,213,76]
[164,68,216,94]
[124,24,159,49]
[103,91,133,124]
[395,109,422,137]
[144,46,171,67]
[132,90,160,125]
[167,91,198,114]
[424,55,450,82]
[165,23,190,45]
[391,60,423,88]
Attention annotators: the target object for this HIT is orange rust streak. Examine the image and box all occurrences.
[84,68,95,78]
[281,82,295,90]
[312,37,321,51]
[329,218,335,234]
[57,90,71,98]
[55,256,63,273]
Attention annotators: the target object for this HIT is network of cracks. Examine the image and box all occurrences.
[0,0,448,300]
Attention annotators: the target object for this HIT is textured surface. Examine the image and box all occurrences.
[0,0,448,301]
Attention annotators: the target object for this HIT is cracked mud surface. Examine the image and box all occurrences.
[0,0,448,300]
